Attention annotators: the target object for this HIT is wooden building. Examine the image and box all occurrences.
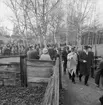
[81,30,103,45]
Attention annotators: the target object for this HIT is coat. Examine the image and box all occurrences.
[62,50,68,64]
[79,50,91,76]
[95,60,103,85]
[39,54,51,61]
[48,48,55,60]
[27,50,40,59]
[67,52,78,75]
[88,51,94,67]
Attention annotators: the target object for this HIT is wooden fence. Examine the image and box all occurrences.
[42,58,59,105]
[0,55,60,105]
[0,55,21,86]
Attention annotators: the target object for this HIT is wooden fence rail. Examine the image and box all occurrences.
[42,58,59,105]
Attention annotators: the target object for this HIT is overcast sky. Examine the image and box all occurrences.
[0,0,103,34]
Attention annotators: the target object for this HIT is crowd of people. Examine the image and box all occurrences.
[27,44,58,61]
[1,42,103,104]
[0,43,58,60]
[0,43,26,55]
[1,42,103,88]
[62,45,103,87]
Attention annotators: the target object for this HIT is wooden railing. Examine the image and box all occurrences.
[42,58,59,105]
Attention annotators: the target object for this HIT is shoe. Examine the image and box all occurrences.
[72,79,76,84]
[85,83,89,86]
[64,72,66,75]
[73,81,76,84]
[79,76,81,82]
[95,84,99,88]
[91,76,94,78]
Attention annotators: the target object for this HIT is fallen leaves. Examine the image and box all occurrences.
[0,83,47,105]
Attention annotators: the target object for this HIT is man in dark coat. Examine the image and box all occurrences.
[95,57,103,87]
[76,49,82,77]
[78,45,92,86]
[88,46,94,78]
[27,46,39,59]
[97,57,103,105]
[48,46,55,60]
[62,47,68,74]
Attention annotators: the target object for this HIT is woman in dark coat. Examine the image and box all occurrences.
[78,46,92,86]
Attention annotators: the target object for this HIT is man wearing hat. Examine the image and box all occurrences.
[27,45,40,59]
[88,46,94,78]
[78,45,92,86]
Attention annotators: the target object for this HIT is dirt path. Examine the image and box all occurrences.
[61,74,103,105]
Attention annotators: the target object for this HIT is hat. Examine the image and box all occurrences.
[71,46,75,51]
[84,45,89,50]
[88,45,92,49]
[43,48,48,54]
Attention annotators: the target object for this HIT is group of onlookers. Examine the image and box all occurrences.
[27,45,58,61]
[0,44,26,55]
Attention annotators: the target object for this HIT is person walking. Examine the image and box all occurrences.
[78,45,91,86]
[62,47,68,74]
[88,46,94,78]
[67,47,78,83]
[95,57,103,87]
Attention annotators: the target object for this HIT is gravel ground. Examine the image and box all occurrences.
[0,83,47,105]
[60,74,103,105]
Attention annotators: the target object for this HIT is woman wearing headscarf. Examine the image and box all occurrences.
[39,48,51,61]
[67,47,78,83]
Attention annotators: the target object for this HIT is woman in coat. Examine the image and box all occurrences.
[39,48,51,61]
[67,47,78,83]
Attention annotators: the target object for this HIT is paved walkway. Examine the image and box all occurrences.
[62,73,103,105]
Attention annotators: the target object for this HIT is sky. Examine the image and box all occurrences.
[0,0,103,34]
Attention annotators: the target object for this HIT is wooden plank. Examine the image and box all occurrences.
[0,81,3,85]
[53,59,59,105]
[0,66,8,71]
[0,57,20,64]
[0,55,21,58]
[4,79,16,86]
[27,77,50,83]
[27,66,53,78]
[20,55,27,87]
[27,60,54,67]
[26,59,55,64]
[42,76,54,105]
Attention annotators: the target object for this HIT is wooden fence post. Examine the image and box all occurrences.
[58,48,62,89]
[20,55,27,87]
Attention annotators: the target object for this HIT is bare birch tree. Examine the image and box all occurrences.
[4,0,61,47]
[66,0,96,46]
